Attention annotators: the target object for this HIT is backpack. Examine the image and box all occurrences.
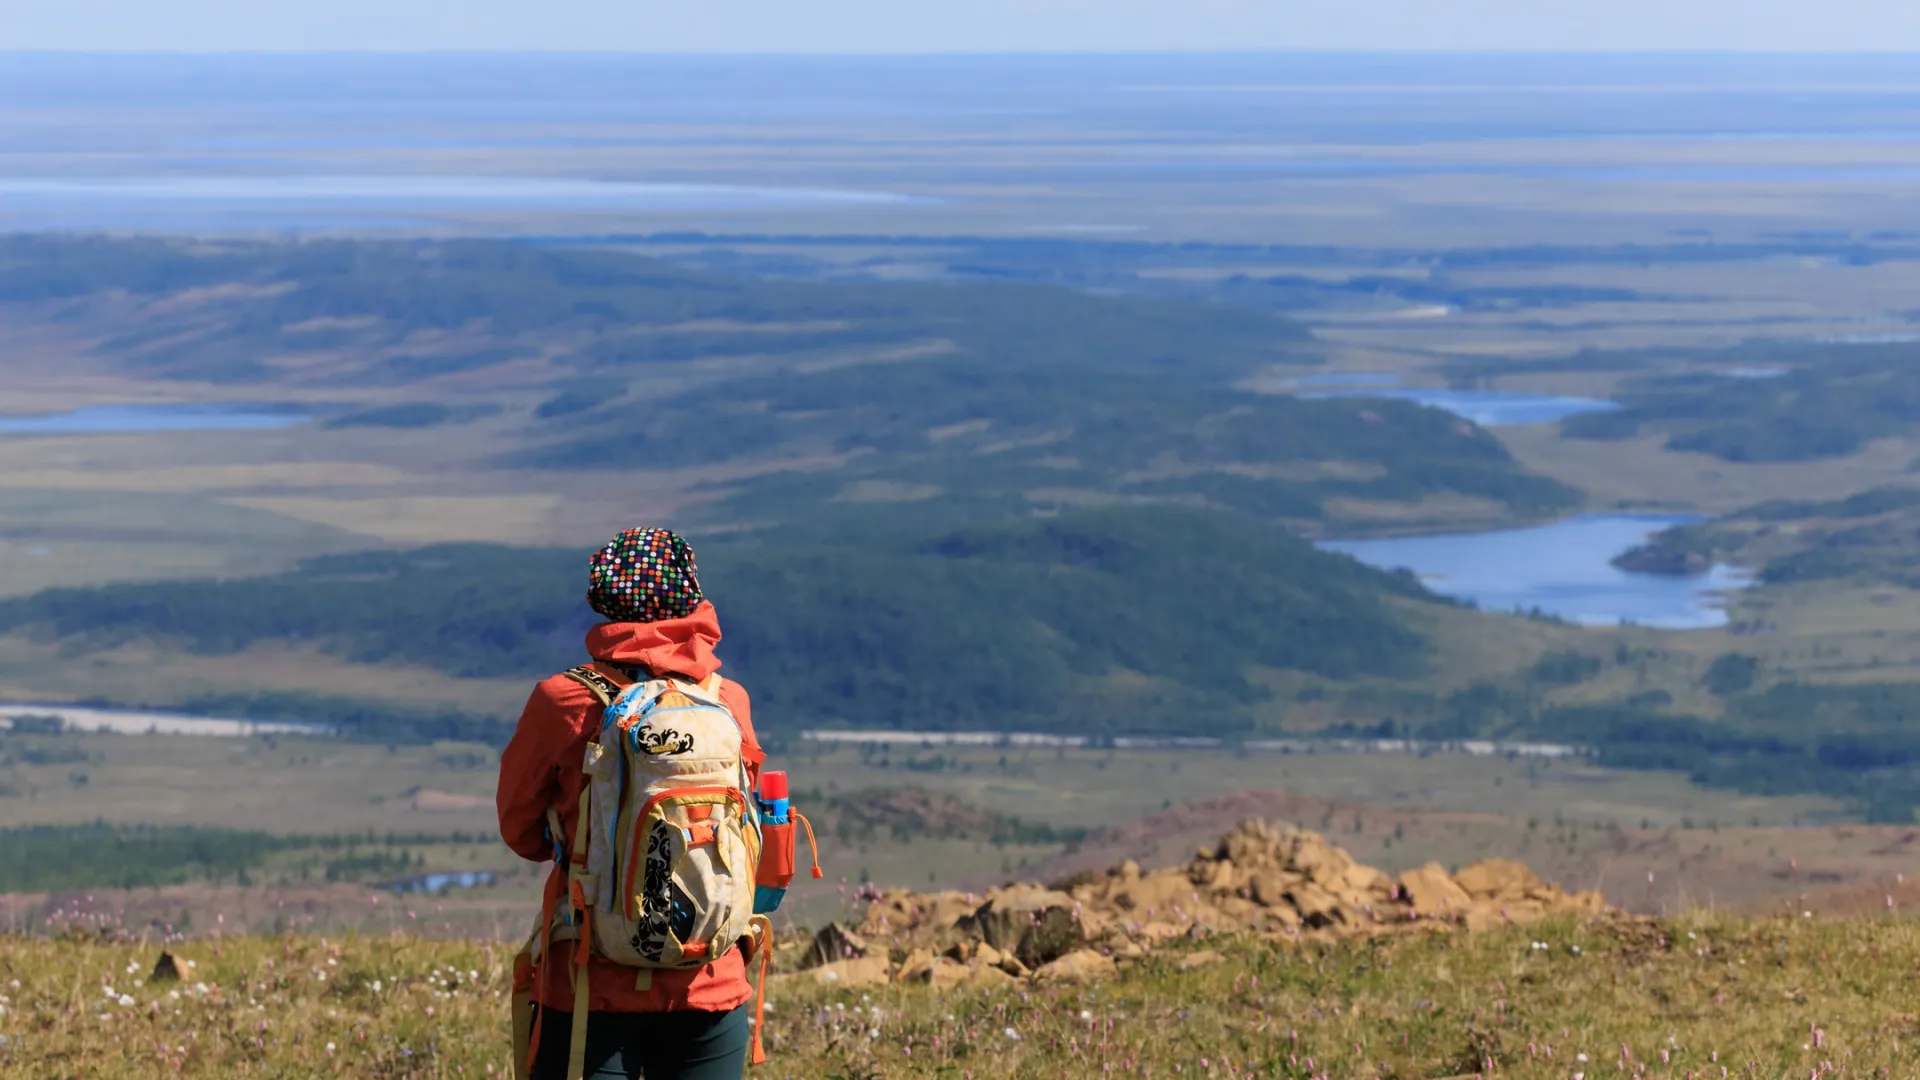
[512,664,819,1079]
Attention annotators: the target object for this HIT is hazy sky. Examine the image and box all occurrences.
[5,0,1920,53]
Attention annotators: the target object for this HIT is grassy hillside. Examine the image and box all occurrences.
[8,915,1920,1077]
[0,506,1440,737]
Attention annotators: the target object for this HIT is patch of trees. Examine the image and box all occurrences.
[0,824,497,892]
[0,507,1439,740]
[1563,342,1920,462]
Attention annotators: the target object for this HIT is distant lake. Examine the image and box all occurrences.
[0,175,928,229]
[382,871,499,895]
[1321,514,1749,629]
[0,404,309,434]
[1285,373,1620,427]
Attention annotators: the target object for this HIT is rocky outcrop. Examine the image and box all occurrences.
[787,819,1608,989]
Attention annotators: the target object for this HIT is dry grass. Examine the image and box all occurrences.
[8,913,1920,1077]
[1494,428,1920,517]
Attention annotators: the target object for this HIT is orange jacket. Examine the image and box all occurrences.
[497,601,766,1013]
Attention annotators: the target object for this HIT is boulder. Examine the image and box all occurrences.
[1246,870,1297,908]
[808,955,890,989]
[859,889,975,939]
[961,963,1019,989]
[1287,883,1347,928]
[1453,859,1543,902]
[958,884,1085,968]
[1032,949,1117,985]
[968,942,1028,977]
[1399,863,1472,917]
[897,955,971,991]
[801,923,871,970]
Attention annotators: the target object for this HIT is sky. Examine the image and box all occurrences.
[4,0,1920,53]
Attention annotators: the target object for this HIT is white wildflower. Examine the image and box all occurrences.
[117,994,135,1007]
[1005,1027,1021,1040]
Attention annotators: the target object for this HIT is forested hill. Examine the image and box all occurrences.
[0,235,1578,531]
[0,507,1437,738]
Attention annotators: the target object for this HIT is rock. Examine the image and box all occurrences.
[1453,860,1543,902]
[1247,870,1298,908]
[896,946,938,977]
[1399,863,1472,917]
[809,817,1611,972]
[808,955,890,989]
[1032,949,1117,984]
[897,955,971,991]
[959,884,1085,968]
[971,942,1028,976]
[962,963,1018,989]
[1176,950,1224,971]
[1132,920,1185,944]
[1342,863,1393,897]
[1113,872,1202,916]
[858,890,975,940]
[1287,883,1347,928]
[1287,831,1356,882]
[801,923,872,970]
[151,952,182,983]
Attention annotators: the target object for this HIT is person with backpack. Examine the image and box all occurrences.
[497,527,816,1080]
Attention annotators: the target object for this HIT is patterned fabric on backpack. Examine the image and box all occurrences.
[577,671,759,968]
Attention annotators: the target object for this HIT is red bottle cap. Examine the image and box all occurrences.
[758,771,788,801]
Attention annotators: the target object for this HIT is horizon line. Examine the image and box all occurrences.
[6,47,1920,58]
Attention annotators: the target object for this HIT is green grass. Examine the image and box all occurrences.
[8,914,1920,1077]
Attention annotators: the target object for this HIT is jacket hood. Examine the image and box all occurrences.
[584,599,724,680]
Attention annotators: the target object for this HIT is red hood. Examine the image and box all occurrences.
[584,600,724,680]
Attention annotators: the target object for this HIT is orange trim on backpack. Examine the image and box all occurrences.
[748,914,773,1066]
[525,865,564,1076]
[793,811,824,879]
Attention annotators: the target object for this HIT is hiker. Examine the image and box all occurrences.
[498,527,814,1080]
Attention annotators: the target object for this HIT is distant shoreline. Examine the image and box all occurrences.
[0,703,326,737]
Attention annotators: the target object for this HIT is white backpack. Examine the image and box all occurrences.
[572,666,761,968]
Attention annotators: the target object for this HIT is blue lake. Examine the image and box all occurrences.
[382,871,499,895]
[1321,514,1750,630]
[0,404,310,434]
[1285,374,1619,427]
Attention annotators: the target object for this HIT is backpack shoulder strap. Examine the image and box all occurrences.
[561,664,625,707]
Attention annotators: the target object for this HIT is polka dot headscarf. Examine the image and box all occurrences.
[587,527,704,624]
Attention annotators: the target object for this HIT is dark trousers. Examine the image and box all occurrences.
[528,1005,751,1080]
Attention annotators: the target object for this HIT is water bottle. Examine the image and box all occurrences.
[753,771,792,914]
[757,771,790,824]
